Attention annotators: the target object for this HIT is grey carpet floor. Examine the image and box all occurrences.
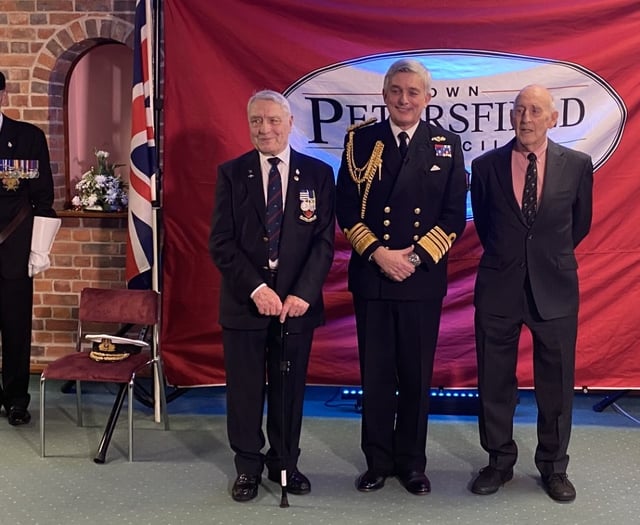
[2,376,639,525]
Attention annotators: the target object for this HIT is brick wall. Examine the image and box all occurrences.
[0,0,137,370]
[31,212,127,368]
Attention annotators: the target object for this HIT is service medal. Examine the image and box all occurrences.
[299,189,317,222]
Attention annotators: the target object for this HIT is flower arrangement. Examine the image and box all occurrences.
[72,150,128,212]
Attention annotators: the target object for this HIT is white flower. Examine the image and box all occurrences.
[72,149,128,211]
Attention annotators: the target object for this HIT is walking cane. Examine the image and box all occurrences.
[279,320,290,508]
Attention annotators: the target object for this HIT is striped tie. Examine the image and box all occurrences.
[266,157,283,261]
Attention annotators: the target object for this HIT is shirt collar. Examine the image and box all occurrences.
[389,120,420,142]
[513,139,548,160]
[259,146,291,169]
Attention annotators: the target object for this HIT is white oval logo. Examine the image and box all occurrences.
[284,50,626,174]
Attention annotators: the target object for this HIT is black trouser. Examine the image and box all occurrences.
[475,281,577,475]
[223,321,313,476]
[353,296,442,475]
[0,277,33,410]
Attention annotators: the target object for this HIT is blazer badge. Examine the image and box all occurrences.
[298,189,317,222]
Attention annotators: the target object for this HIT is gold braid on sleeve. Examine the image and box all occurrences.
[417,226,458,264]
[345,132,384,219]
[343,222,378,256]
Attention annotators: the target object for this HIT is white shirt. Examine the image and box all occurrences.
[389,120,420,147]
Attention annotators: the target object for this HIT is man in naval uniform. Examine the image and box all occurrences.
[0,71,59,425]
[336,59,467,495]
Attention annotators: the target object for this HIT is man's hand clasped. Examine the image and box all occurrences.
[253,287,310,323]
[371,246,418,282]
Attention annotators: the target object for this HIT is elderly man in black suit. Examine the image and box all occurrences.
[209,90,335,502]
[469,84,593,502]
[336,59,468,495]
[0,71,59,425]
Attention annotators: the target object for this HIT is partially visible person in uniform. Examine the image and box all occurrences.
[210,90,335,502]
[0,70,59,425]
[469,84,593,503]
[336,59,467,495]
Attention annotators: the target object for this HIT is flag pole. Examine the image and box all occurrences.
[150,0,163,422]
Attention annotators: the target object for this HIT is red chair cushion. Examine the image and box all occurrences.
[43,351,153,383]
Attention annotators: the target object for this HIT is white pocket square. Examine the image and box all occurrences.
[430,164,441,172]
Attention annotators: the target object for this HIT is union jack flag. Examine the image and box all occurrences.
[126,0,156,289]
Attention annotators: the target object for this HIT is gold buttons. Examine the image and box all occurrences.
[414,221,420,228]
[413,235,419,241]
[383,219,390,227]
[384,206,391,213]
[414,208,421,214]
[383,234,390,241]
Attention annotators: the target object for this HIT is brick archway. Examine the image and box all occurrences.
[31,17,134,206]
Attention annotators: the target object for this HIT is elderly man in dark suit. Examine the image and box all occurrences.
[336,59,467,495]
[469,84,593,502]
[0,71,59,425]
[209,90,335,502]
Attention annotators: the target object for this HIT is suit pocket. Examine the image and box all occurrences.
[556,254,578,270]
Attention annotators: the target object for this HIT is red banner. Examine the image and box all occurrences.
[162,0,640,389]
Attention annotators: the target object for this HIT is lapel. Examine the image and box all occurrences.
[284,148,317,232]
[241,150,267,228]
[283,149,300,227]
[537,140,566,218]
[0,116,18,157]
[389,120,435,198]
[381,120,402,176]
[369,121,401,202]
[493,138,526,224]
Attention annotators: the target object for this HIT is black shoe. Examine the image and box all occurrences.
[267,469,311,495]
[397,471,431,495]
[356,470,386,492]
[470,466,513,495]
[231,473,261,502]
[542,473,576,502]
[7,407,31,426]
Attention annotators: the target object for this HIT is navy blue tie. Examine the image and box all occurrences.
[266,157,283,261]
[398,131,409,159]
[522,152,537,226]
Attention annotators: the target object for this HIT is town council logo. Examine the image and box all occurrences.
[284,49,626,217]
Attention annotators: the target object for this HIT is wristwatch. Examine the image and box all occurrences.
[407,252,422,267]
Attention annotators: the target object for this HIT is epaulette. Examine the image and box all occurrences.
[346,117,377,133]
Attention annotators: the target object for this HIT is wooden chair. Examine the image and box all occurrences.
[40,287,169,462]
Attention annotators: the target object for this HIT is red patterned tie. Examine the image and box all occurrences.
[266,157,283,261]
